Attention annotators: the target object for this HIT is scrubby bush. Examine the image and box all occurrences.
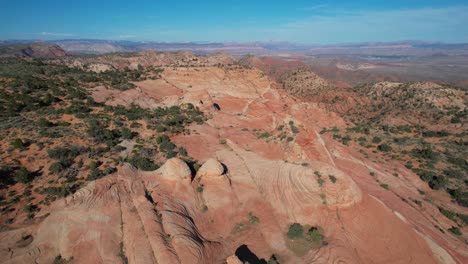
[196,185,204,193]
[0,166,15,186]
[448,226,462,236]
[120,127,137,139]
[287,223,304,239]
[443,169,464,179]
[448,188,468,207]
[14,167,35,183]
[411,146,439,161]
[248,212,259,224]
[307,227,324,244]
[127,154,158,171]
[428,176,448,190]
[49,162,65,174]
[377,143,392,152]
[11,138,25,149]
[38,117,54,127]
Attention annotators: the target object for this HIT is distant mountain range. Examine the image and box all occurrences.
[1,39,468,56]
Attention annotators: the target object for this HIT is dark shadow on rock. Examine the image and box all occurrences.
[221,163,228,175]
[235,244,267,264]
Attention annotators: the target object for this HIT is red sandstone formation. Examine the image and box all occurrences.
[0,54,466,264]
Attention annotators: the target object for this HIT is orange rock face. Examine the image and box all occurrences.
[0,61,466,264]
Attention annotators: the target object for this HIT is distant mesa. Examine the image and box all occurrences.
[0,42,67,58]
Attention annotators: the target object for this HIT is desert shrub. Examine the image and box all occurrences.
[49,162,66,174]
[328,175,337,183]
[53,255,73,264]
[414,169,437,182]
[458,213,468,225]
[411,146,439,161]
[287,223,304,239]
[178,147,188,156]
[307,227,324,244]
[43,184,79,197]
[86,118,121,146]
[377,143,392,152]
[23,203,39,213]
[64,100,91,115]
[127,154,158,171]
[248,212,259,224]
[447,156,468,171]
[0,166,15,186]
[48,146,85,161]
[422,130,449,137]
[438,207,457,222]
[258,132,271,138]
[157,135,177,157]
[317,178,325,187]
[443,169,464,179]
[130,122,142,128]
[428,176,448,190]
[103,167,117,175]
[87,160,101,170]
[341,134,351,145]
[380,183,389,190]
[11,138,25,149]
[120,127,137,139]
[358,137,367,142]
[38,117,54,127]
[448,226,462,236]
[289,122,300,134]
[86,167,115,181]
[372,136,382,143]
[14,167,35,183]
[448,188,468,207]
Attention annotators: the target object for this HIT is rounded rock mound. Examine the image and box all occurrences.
[159,158,191,180]
[197,158,225,177]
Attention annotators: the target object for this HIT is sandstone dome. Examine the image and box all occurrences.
[159,158,191,180]
[197,158,225,177]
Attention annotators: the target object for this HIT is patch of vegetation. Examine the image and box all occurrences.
[118,242,129,264]
[380,183,389,190]
[287,223,304,239]
[127,153,159,171]
[307,227,324,244]
[448,226,462,236]
[248,212,259,224]
[286,223,326,256]
[377,143,392,152]
[196,185,204,193]
[53,255,73,264]
[13,167,35,183]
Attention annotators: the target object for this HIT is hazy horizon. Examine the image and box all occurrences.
[1,0,468,44]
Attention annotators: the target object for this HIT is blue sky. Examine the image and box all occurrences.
[1,0,468,44]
